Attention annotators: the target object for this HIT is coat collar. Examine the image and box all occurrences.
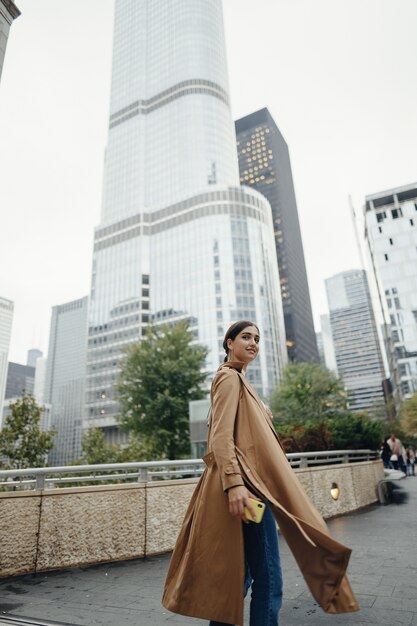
[218,361,282,447]
[218,360,246,373]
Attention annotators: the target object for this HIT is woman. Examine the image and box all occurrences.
[163,321,359,625]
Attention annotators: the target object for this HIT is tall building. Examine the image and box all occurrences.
[44,297,88,465]
[235,108,318,363]
[5,361,35,399]
[319,313,337,374]
[325,270,386,413]
[85,0,287,440]
[33,356,47,405]
[0,296,13,425]
[27,348,43,368]
[0,0,20,82]
[364,182,417,399]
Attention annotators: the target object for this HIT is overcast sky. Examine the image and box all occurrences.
[1,0,416,364]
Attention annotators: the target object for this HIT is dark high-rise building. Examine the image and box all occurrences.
[235,108,318,362]
[5,362,35,399]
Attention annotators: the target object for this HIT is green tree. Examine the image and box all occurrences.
[117,433,158,462]
[276,419,333,453]
[327,413,383,450]
[80,429,158,465]
[270,363,348,424]
[401,393,417,438]
[0,394,55,469]
[116,322,208,459]
[80,428,120,464]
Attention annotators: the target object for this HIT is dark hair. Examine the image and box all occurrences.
[222,320,260,362]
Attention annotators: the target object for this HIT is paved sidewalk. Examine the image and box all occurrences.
[1,476,416,626]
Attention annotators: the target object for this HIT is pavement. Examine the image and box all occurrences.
[1,475,416,626]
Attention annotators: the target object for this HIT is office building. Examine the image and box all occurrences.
[27,348,43,368]
[5,361,35,399]
[0,297,13,426]
[0,0,20,82]
[235,108,318,363]
[325,270,386,412]
[319,313,337,374]
[44,297,88,465]
[33,356,47,405]
[316,331,324,365]
[85,0,287,441]
[364,183,417,399]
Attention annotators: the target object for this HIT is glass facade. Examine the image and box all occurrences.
[0,296,13,426]
[44,297,89,465]
[235,108,319,364]
[0,0,20,83]
[85,1,287,437]
[325,270,386,412]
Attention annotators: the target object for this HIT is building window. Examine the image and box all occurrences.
[389,238,393,245]
[378,226,382,233]
[376,212,386,223]
[384,253,389,261]
[410,218,414,226]
[391,208,402,219]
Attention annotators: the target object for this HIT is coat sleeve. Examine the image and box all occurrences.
[210,369,245,492]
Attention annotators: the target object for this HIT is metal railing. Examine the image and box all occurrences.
[0,449,378,491]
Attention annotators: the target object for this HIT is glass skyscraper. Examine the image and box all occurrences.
[325,270,386,413]
[0,0,20,82]
[235,108,318,364]
[0,296,14,426]
[85,0,287,439]
[45,297,89,465]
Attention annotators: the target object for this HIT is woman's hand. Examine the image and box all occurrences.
[227,485,261,522]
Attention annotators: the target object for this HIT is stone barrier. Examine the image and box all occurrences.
[0,460,384,577]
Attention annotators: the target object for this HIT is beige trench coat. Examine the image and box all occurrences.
[163,362,359,625]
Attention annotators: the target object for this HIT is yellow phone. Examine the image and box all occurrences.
[244,498,266,523]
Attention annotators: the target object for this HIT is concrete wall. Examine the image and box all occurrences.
[0,461,384,578]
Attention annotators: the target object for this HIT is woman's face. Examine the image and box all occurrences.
[227,326,260,367]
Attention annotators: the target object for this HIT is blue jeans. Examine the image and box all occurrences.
[209,502,283,626]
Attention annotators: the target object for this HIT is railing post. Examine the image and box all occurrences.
[138,467,149,483]
[36,474,45,490]
[300,457,308,468]
[343,454,349,464]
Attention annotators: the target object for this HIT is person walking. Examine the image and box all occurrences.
[163,321,359,625]
[387,433,406,474]
[406,446,415,476]
[380,438,392,469]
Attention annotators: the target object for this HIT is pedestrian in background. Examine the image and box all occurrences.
[387,433,406,474]
[380,438,392,469]
[406,446,415,476]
